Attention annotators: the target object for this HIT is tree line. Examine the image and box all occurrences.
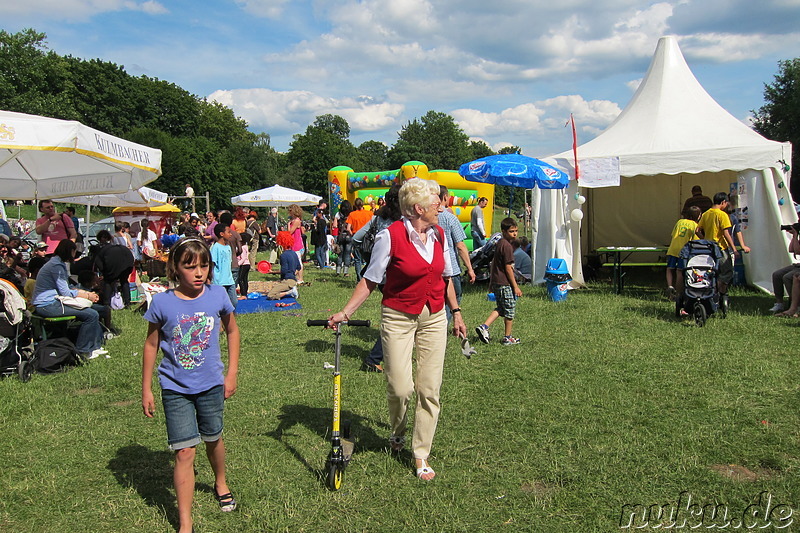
[0,28,531,211]
[4,28,795,209]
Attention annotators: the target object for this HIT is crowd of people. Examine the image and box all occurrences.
[0,187,536,533]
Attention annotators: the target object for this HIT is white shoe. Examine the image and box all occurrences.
[91,348,109,358]
[769,303,785,313]
[85,351,100,360]
[288,287,299,299]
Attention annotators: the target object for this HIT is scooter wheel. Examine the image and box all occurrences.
[327,461,343,491]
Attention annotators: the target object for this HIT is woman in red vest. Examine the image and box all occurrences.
[328,178,467,481]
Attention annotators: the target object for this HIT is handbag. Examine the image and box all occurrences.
[360,221,379,255]
[55,295,93,309]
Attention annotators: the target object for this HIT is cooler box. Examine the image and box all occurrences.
[545,280,569,302]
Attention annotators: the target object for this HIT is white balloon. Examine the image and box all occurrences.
[570,209,584,222]
[577,195,586,205]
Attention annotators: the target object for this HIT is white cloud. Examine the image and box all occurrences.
[453,97,621,139]
[135,1,168,15]
[207,88,405,135]
[679,33,800,62]
[0,0,167,20]
[234,0,290,19]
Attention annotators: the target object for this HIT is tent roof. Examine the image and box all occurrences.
[231,184,322,207]
[549,36,791,177]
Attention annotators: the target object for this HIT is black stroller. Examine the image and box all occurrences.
[469,232,503,282]
[675,239,724,327]
[0,279,36,381]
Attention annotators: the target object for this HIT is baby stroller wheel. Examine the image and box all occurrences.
[18,359,32,382]
[693,302,707,327]
[674,296,683,318]
[719,294,728,318]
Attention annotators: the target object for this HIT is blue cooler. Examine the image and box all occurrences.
[544,258,571,302]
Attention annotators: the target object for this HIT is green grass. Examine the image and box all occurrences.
[2,267,799,532]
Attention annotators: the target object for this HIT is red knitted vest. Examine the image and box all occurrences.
[382,220,445,314]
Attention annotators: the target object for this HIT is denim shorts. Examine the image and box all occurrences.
[161,385,224,450]
[493,285,517,320]
[666,255,684,269]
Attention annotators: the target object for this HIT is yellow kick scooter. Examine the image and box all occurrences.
[307,318,371,490]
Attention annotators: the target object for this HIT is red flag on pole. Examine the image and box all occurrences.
[571,114,580,182]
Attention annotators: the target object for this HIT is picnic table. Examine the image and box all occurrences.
[596,246,668,294]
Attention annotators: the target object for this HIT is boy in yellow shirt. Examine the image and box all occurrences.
[697,192,738,311]
[666,206,701,300]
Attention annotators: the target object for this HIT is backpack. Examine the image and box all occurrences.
[360,220,379,256]
[33,338,80,373]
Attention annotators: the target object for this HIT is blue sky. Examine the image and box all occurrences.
[3,0,799,161]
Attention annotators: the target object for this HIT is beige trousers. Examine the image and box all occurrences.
[380,304,447,460]
[266,279,296,299]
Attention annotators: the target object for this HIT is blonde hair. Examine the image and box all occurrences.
[399,178,440,218]
[288,204,303,219]
[166,237,213,283]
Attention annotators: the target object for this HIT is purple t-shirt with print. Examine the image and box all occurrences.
[144,284,235,394]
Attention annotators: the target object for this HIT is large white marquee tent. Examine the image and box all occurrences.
[539,35,793,292]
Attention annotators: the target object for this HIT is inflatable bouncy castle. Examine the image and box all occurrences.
[328,161,494,250]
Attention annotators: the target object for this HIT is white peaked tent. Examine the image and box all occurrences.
[541,36,793,292]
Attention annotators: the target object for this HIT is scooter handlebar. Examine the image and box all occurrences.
[306,319,371,327]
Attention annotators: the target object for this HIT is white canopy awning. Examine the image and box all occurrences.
[0,110,162,200]
[231,184,322,207]
[53,186,169,208]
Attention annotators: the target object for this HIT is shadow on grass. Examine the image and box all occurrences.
[107,444,178,531]
[268,404,389,486]
[302,337,373,360]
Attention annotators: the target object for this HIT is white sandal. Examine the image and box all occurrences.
[415,459,436,481]
[389,434,405,452]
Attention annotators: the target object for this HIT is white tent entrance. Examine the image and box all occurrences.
[543,36,793,292]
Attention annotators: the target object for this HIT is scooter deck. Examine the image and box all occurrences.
[342,438,355,461]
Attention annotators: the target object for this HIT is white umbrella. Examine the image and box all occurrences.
[0,110,162,200]
[53,186,171,225]
[54,186,170,208]
[231,184,322,207]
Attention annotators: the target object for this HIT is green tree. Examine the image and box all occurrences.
[753,58,800,200]
[357,140,389,170]
[0,29,75,118]
[0,28,284,209]
[494,146,525,214]
[313,114,350,140]
[287,115,360,197]
[469,140,495,160]
[388,110,471,170]
[66,57,136,135]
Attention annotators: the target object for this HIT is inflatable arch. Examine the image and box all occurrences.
[328,161,494,250]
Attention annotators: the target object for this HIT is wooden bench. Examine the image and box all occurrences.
[602,262,667,268]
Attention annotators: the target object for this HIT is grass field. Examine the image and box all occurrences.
[1,265,799,532]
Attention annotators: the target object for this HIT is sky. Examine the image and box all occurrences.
[3,0,800,162]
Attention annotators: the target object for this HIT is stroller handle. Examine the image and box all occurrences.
[306,319,371,327]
